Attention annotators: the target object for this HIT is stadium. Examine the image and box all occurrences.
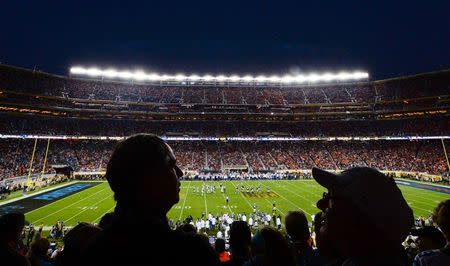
[1,2,450,262]
[0,63,449,224]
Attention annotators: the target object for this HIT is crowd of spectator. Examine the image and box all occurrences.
[0,138,448,182]
[0,175,70,199]
[1,64,449,105]
[1,114,448,138]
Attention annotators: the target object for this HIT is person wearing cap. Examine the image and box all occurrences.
[0,212,30,266]
[410,226,446,253]
[312,167,414,266]
[81,134,219,266]
[413,199,450,266]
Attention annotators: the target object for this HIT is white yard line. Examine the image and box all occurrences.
[257,180,307,215]
[286,180,323,198]
[243,180,285,216]
[178,181,192,220]
[273,181,318,206]
[229,180,254,209]
[92,204,116,224]
[26,183,106,215]
[65,195,112,223]
[31,187,110,223]
[203,182,208,215]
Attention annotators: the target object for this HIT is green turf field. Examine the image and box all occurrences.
[17,180,449,227]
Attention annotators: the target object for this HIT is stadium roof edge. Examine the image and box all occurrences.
[0,63,449,86]
[373,69,450,84]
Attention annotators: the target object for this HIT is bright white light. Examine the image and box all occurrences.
[189,74,201,81]
[103,69,118,78]
[148,74,160,81]
[268,76,281,83]
[160,75,170,81]
[174,74,186,81]
[229,75,240,82]
[202,75,214,81]
[133,71,147,81]
[69,66,369,84]
[255,75,268,82]
[242,75,254,82]
[281,75,295,83]
[215,75,227,82]
[118,71,132,79]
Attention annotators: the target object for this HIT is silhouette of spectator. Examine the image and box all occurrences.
[312,167,413,265]
[81,134,219,265]
[312,211,341,265]
[411,226,446,253]
[55,222,101,266]
[285,211,324,266]
[244,227,295,266]
[27,238,52,266]
[97,212,114,229]
[223,221,252,266]
[177,223,197,234]
[413,199,450,265]
[215,238,230,263]
[0,212,30,266]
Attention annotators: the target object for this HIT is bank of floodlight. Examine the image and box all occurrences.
[70,66,369,84]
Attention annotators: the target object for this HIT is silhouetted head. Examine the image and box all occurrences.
[215,238,226,253]
[106,134,183,214]
[312,167,413,256]
[432,199,450,241]
[285,210,310,242]
[0,212,27,246]
[229,221,252,257]
[98,212,114,229]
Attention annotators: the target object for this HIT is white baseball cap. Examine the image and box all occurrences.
[312,167,414,244]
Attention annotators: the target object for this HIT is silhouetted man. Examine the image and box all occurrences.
[0,212,30,266]
[313,167,413,266]
[81,134,218,265]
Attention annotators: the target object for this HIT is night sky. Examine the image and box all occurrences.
[1,0,449,80]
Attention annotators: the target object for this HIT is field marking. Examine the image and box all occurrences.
[0,181,79,206]
[257,180,310,216]
[178,181,191,220]
[31,187,110,224]
[65,193,112,223]
[244,180,285,216]
[400,190,447,207]
[272,181,319,205]
[26,183,107,215]
[92,204,115,224]
[286,180,323,198]
[203,182,208,215]
[229,181,254,210]
[216,182,234,214]
[406,201,431,213]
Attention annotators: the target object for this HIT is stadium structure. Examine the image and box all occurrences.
[0,64,449,178]
[0,63,449,227]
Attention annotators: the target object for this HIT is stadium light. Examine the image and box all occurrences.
[69,66,369,84]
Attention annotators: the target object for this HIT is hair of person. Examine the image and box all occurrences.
[285,210,310,241]
[30,238,50,258]
[433,199,450,239]
[259,226,295,266]
[105,134,169,202]
[178,223,197,234]
[215,238,226,253]
[229,221,252,251]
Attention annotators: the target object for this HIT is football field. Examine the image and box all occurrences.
[2,180,448,227]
